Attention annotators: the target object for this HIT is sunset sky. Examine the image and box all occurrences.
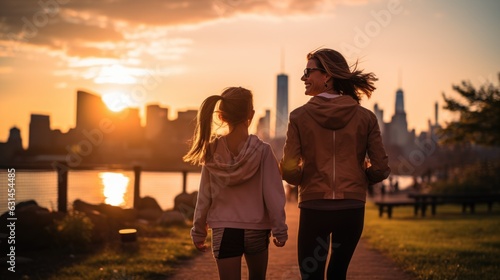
[1,0,499,149]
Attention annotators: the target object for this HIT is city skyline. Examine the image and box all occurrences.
[1,0,500,149]
[0,83,434,151]
[1,84,435,176]
[0,89,201,168]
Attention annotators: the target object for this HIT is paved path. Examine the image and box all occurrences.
[168,201,415,280]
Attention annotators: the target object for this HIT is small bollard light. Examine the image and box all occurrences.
[119,228,137,243]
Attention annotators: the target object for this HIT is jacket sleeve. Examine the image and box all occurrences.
[280,116,303,186]
[366,115,391,184]
[262,146,288,243]
[190,166,212,243]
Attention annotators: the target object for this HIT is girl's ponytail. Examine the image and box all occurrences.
[183,95,222,165]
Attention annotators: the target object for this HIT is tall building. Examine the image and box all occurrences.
[275,73,288,139]
[29,114,51,151]
[76,90,109,130]
[146,105,169,140]
[373,103,384,136]
[6,127,22,151]
[172,110,197,143]
[389,88,409,147]
[256,109,271,141]
[0,127,23,164]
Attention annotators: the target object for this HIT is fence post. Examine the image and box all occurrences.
[133,166,141,209]
[182,170,187,193]
[56,164,68,213]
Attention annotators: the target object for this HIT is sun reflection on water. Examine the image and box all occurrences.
[99,172,130,206]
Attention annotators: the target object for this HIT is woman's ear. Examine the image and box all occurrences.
[323,72,332,84]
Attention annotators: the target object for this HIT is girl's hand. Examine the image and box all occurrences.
[194,241,208,252]
[273,238,286,247]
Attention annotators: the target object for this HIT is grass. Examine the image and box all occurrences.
[363,201,500,280]
[6,201,499,279]
[2,223,199,280]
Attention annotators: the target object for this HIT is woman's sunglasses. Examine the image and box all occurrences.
[303,67,325,78]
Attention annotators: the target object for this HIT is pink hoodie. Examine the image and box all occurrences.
[191,135,288,244]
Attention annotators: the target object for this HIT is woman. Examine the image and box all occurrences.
[280,48,390,279]
[184,87,288,280]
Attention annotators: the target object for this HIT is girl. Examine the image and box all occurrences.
[184,87,288,280]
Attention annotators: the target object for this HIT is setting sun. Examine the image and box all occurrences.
[102,92,130,112]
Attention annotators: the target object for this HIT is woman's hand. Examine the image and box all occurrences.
[273,238,286,247]
[194,241,208,252]
[364,157,372,169]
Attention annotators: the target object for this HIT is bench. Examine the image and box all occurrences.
[408,193,500,216]
[376,193,500,219]
[374,201,420,219]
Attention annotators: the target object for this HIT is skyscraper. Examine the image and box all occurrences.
[76,90,109,130]
[395,88,405,114]
[390,88,409,147]
[256,109,271,141]
[373,103,385,136]
[146,104,169,140]
[29,114,51,151]
[275,73,288,139]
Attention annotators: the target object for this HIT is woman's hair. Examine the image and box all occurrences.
[183,87,253,165]
[307,48,378,103]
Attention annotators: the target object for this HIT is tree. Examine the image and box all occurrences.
[439,73,500,146]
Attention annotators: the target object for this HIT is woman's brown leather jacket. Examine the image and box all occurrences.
[281,95,390,203]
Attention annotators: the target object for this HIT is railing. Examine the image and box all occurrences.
[0,163,201,213]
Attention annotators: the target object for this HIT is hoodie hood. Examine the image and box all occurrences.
[204,134,264,186]
[304,95,358,130]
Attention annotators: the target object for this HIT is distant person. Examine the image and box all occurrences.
[280,48,390,279]
[412,176,420,192]
[380,183,386,197]
[183,87,288,280]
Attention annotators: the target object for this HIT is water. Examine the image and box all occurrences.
[0,169,201,212]
[0,170,414,213]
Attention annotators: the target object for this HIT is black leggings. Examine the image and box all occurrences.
[297,207,364,280]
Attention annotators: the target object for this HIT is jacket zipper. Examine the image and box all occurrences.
[332,130,336,199]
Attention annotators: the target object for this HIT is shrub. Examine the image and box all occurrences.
[53,210,94,252]
[431,159,500,194]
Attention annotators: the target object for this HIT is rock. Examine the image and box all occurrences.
[97,203,137,224]
[138,208,162,221]
[137,196,163,221]
[73,199,138,225]
[158,210,186,226]
[173,191,198,219]
[0,200,64,251]
[138,196,163,212]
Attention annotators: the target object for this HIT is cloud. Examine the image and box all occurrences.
[0,0,373,57]
[0,0,330,60]
[0,0,371,84]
